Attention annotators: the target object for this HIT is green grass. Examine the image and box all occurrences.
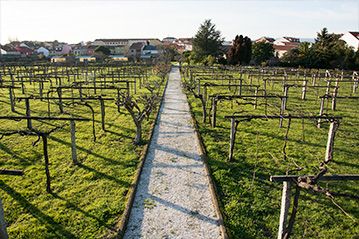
[184,70,359,238]
[0,66,166,238]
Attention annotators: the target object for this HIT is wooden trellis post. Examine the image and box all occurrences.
[20,77,25,94]
[99,98,106,131]
[283,85,289,110]
[25,98,32,129]
[41,134,52,193]
[311,73,316,86]
[353,79,358,94]
[8,88,15,112]
[352,72,358,94]
[325,81,331,95]
[331,87,338,111]
[70,120,78,165]
[0,198,8,239]
[325,120,339,163]
[278,181,291,239]
[228,118,237,162]
[301,80,308,100]
[211,97,218,127]
[203,85,207,106]
[254,87,258,109]
[93,73,97,94]
[39,81,43,98]
[238,78,243,96]
[197,79,201,95]
[317,97,325,128]
[0,168,23,239]
[57,88,64,113]
[279,97,286,128]
[271,174,359,239]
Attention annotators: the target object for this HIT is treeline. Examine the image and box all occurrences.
[281,28,359,70]
[184,20,359,70]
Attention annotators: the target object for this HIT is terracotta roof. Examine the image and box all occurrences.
[274,44,298,51]
[15,46,33,54]
[95,38,160,42]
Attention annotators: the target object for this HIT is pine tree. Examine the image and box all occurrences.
[192,19,224,61]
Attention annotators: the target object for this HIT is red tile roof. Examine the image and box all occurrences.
[273,44,298,51]
[15,46,33,54]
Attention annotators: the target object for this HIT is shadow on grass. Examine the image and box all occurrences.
[48,135,128,166]
[333,160,359,170]
[69,112,135,133]
[0,142,32,166]
[50,192,116,231]
[105,129,133,140]
[150,194,219,226]
[0,181,77,239]
[77,163,130,187]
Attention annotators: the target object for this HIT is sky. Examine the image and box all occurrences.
[0,0,358,44]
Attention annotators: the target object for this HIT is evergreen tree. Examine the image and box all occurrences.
[227,35,252,65]
[252,41,274,65]
[192,19,224,61]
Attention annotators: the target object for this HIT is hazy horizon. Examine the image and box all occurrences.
[0,0,358,44]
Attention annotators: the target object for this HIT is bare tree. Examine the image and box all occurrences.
[116,81,161,144]
[182,79,207,123]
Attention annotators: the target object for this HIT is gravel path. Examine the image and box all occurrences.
[124,66,222,239]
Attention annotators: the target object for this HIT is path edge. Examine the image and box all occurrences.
[182,82,229,239]
[113,75,169,239]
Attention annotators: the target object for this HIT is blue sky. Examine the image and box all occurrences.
[0,0,358,44]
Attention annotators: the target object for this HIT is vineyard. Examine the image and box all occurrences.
[182,66,359,238]
[0,63,168,238]
[0,62,358,239]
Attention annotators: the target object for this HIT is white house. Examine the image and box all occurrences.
[36,47,50,57]
[174,38,193,52]
[273,37,300,46]
[0,48,7,55]
[340,31,359,51]
[273,37,300,58]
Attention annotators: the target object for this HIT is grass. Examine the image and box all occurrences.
[0,65,166,238]
[184,69,359,239]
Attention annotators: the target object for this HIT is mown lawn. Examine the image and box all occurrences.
[0,66,166,238]
[184,69,359,239]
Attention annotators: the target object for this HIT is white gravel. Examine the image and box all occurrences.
[124,66,222,239]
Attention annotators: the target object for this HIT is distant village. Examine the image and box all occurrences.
[0,31,358,63]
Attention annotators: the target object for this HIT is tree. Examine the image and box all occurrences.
[192,19,224,61]
[279,27,359,70]
[252,42,274,65]
[116,63,170,144]
[158,44,179,62]
[227,35,252,65]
